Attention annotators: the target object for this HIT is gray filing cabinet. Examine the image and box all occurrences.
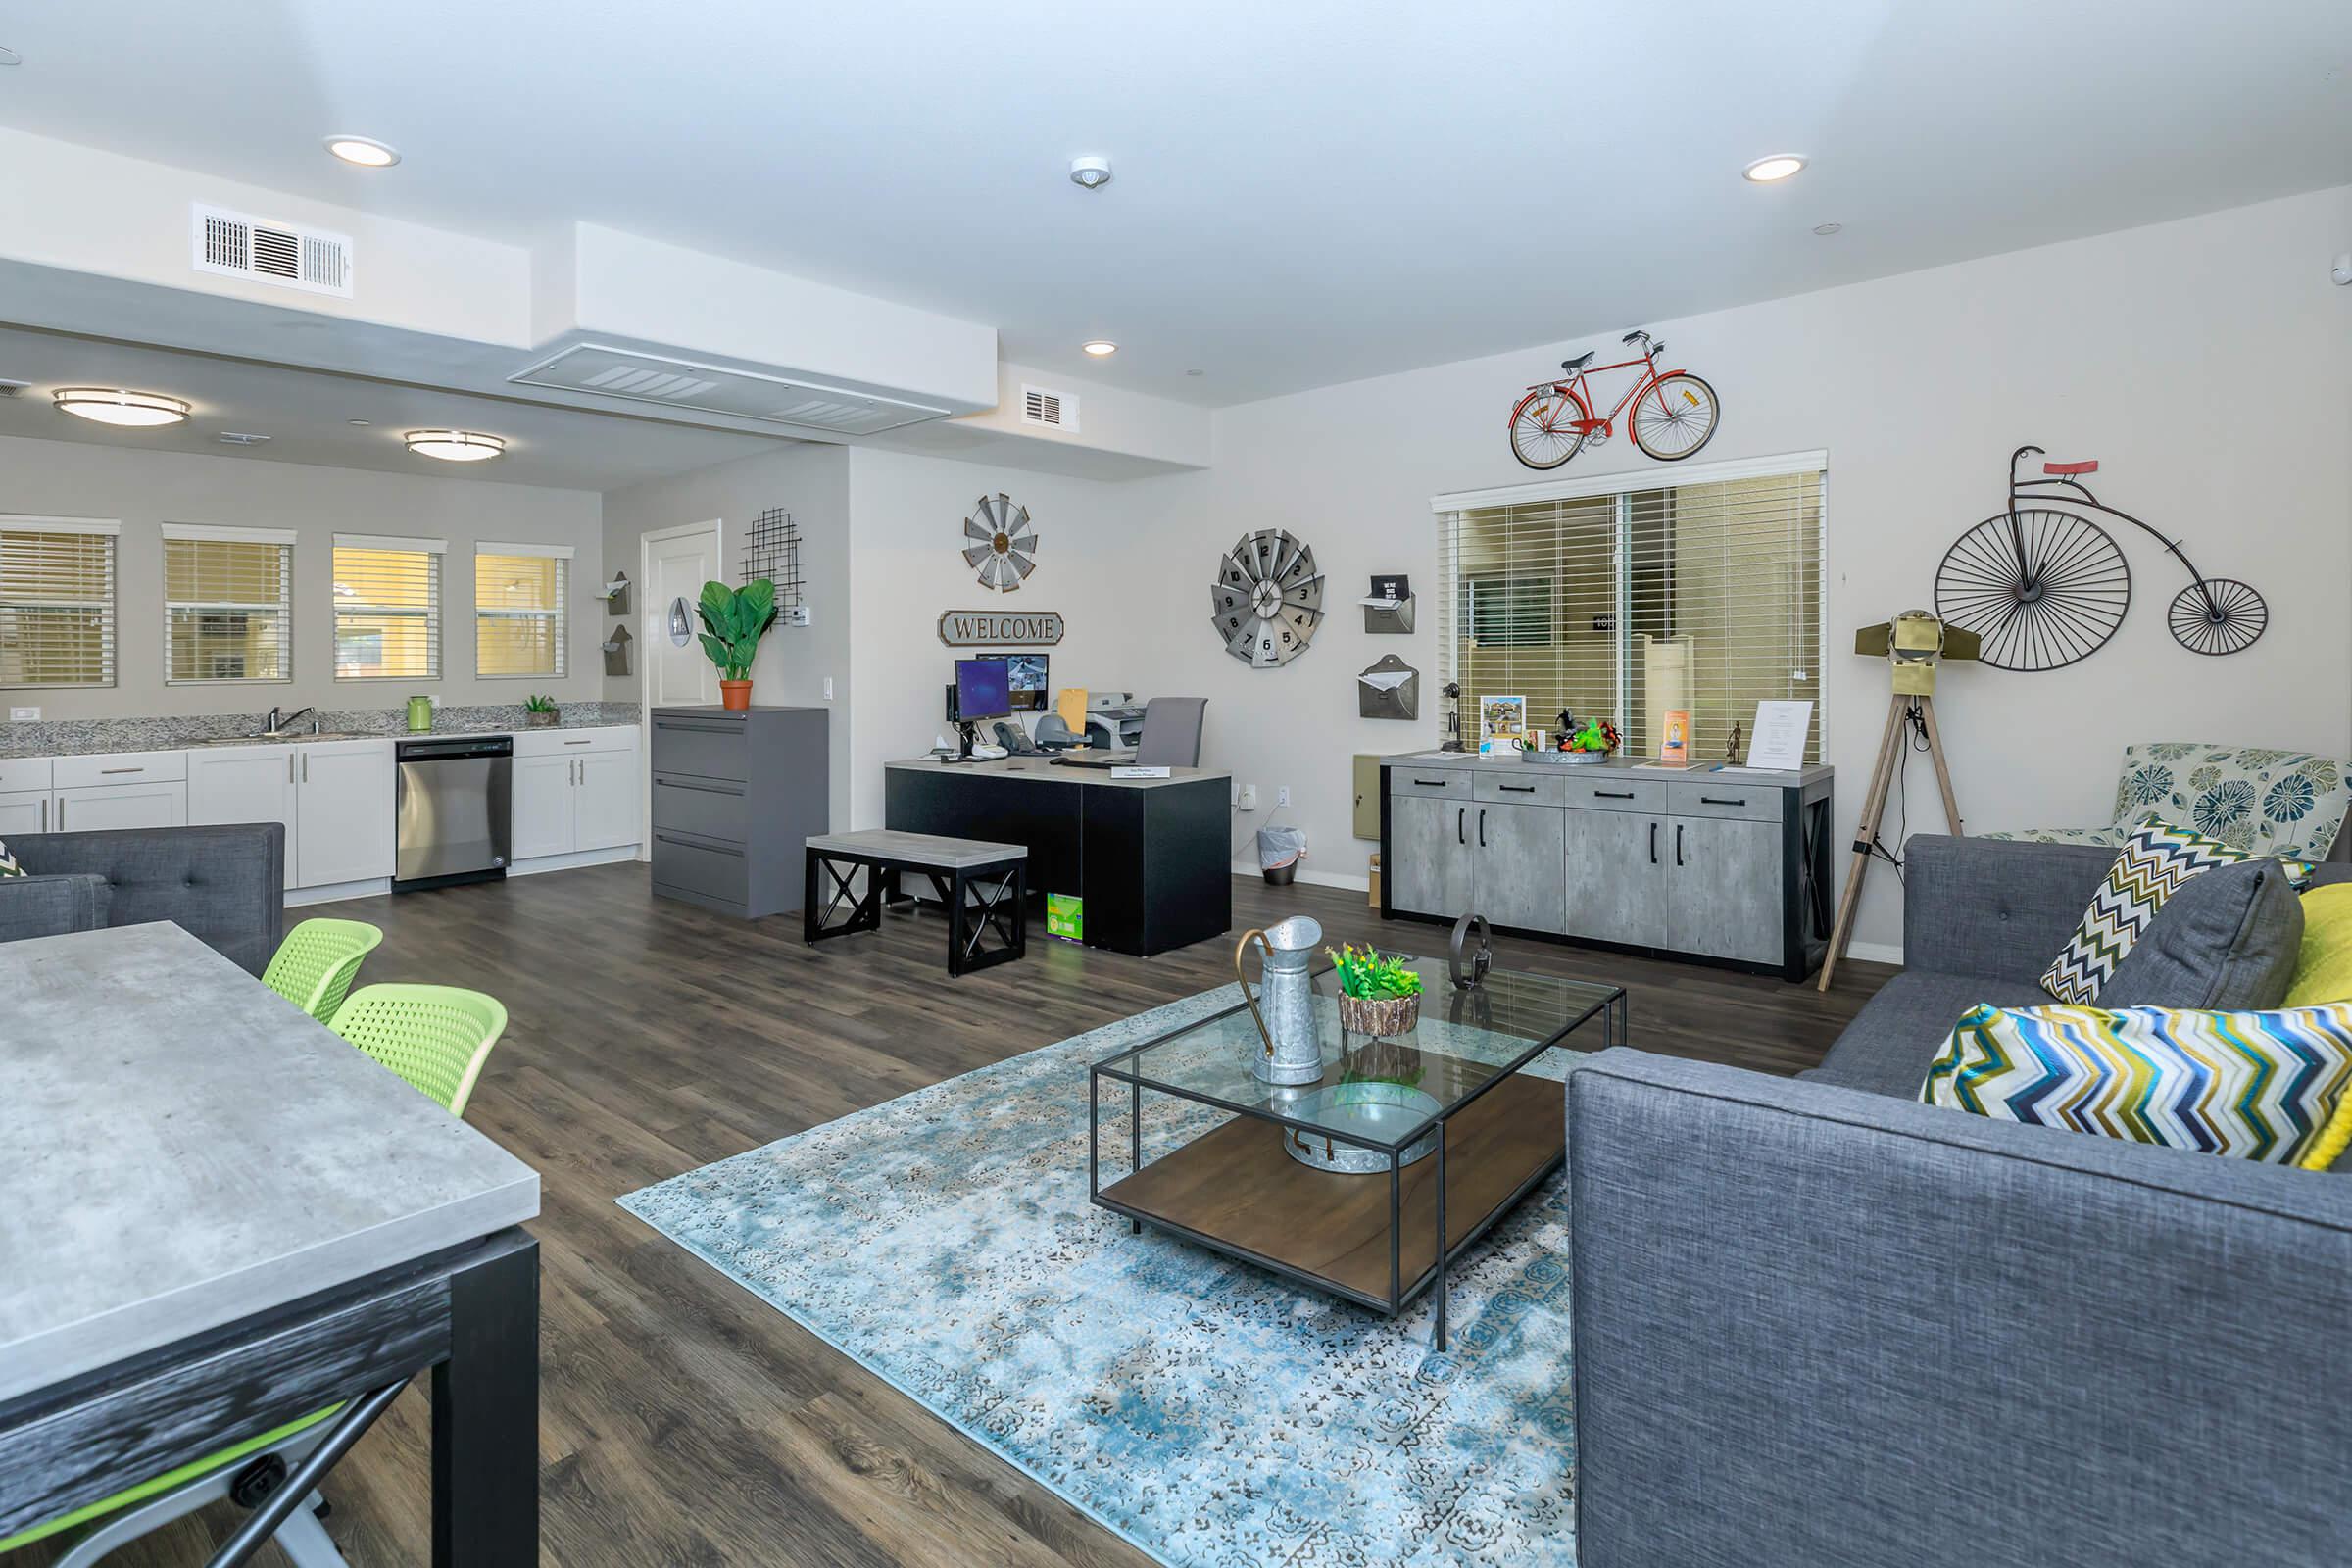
[651,705,829,917]
[1381,754,1833,980]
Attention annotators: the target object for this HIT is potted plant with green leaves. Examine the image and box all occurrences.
[1326,942,1425,1038]
[695,578,779,711]
[522,694,560,728]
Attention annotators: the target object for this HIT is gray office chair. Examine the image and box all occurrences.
[1136,698,1206,767]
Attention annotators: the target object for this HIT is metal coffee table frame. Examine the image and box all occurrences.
[1088,970,1625,1349]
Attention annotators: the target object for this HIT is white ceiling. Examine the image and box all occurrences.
[0,2,2345,408]
[0,327,785,489]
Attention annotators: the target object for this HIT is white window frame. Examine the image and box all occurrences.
[0,514,120,690]
[333,533,445,682]
[473,540,573,680]
[161,523,296,687]
[1432,450,1829,758]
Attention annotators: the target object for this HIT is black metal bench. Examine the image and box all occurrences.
[803,830,1028,977]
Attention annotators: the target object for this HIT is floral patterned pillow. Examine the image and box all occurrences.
[2111,744,2348,859]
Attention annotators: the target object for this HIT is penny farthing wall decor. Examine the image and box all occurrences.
[1935,445,2266,670]
[961,493,1037,592]
[1210,529,1324,667]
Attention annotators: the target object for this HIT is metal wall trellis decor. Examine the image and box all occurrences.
[1934,445,2266,671]
[1210,529,1324,667]
[741,507,806,616]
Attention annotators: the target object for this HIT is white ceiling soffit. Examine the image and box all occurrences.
[511,343,950,436]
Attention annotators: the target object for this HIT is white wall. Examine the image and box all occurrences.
[601,442,855,827]
[1124,185,2352,958]
[0,432,606,718]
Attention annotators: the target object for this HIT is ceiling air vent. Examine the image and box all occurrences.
[510,343,951,435]
[0,380,28,399]
[1020,384,1079,433]
[191,204,354,298]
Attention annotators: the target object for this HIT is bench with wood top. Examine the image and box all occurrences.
[803,830,1028,977]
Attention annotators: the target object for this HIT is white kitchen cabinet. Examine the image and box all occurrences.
[294,740,395,886]
[510,754,576,860]
[55,779,187,832]
[573,750,641,853]
[0,789,50,835]
[510,728,641,860]
[187,744,298,888]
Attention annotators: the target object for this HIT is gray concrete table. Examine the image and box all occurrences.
[0,922,542,1564]
[804,828,1029,976]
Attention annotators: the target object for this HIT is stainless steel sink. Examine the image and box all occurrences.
[181,731,382,747]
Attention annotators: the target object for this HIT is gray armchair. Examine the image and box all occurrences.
[0,824,286,974]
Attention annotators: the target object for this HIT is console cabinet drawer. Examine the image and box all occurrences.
[1667,782,1781,822]
[1475,770,1567,807]
[1389,767,1471,801]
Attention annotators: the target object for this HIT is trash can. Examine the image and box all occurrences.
[1256,825,1305,886]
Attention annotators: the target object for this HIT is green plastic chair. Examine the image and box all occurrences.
[263,918,384,1023]
[327,984,509,1117]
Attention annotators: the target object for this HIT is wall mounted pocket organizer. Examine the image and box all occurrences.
[1360,574,1415,633]
[1357,654,1419,720]
[600,570,631,615]
[602,623,633,678]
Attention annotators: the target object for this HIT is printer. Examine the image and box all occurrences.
[1036,691,1148,751]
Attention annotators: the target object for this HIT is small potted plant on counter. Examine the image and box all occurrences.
[1327,942,1424,1038]
[696,578,779,711]
[523,694,560,727]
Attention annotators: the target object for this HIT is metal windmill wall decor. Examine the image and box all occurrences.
[1210,529,1324,667]
[1935,445,2266,671]
[962,493,1038,592]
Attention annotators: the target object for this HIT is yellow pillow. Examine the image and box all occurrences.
[2284,883,2352,1008]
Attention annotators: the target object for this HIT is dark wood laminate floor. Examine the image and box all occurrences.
[34,865,1890,1567]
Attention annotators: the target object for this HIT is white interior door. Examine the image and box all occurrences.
[644,523,722,711]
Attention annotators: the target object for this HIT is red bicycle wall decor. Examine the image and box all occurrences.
[1507,329,1720,470]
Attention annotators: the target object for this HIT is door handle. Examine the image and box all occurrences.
[1649,820,1657,864]
[1478,808,1488,848]
[1456,806,1465,846]
[1676,823,1686,866]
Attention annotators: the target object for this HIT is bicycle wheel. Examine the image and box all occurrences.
[2168,577,2267,656]
[1935,507,2132,671]
[1631,372,1719,462]
[1509,387,1586,470]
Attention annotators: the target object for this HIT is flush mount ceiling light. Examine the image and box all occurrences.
[1069,156,1113,190]
[217,431,272,445]
[1742,154,1807,183]
[1082,340,1118,357]
[0,45,22,67]
[1813,220,1843,235]
[53,388,191,427]
[404,429,505,463]
[324,134,401,168]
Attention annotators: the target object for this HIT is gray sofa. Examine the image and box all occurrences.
[0,824,285,975]
[1568,834,2352,1567]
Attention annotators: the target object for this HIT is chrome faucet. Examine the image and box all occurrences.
[262,705,316,736]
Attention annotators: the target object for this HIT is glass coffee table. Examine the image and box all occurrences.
[1089,956,1624,1348]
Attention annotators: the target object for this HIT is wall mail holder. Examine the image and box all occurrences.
[1357,654,1419,720]
[1361,574,1415,634]
[602,623,633,678]
[599,570,631,615]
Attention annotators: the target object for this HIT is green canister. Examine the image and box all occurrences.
[406,695,434,732]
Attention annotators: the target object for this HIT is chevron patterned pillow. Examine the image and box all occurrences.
[0,839,23,877]
[1924,1001,2352,1168]
[2041,819,2265,1004]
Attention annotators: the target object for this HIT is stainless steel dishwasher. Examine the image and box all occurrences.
[393,735,513,891]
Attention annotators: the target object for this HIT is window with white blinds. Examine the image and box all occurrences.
[0,516,118,689]
[474,543,570,678]
[1435,455,1825,763]
[164,524,295,685]
[333,534,443,680]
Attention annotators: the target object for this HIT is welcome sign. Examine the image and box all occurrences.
[938,610,1065,647]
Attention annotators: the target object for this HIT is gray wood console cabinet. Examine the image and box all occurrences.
[1380,754,1834,980]
[651,705,829,917]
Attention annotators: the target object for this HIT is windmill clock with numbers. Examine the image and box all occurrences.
[1209,528,1324,667]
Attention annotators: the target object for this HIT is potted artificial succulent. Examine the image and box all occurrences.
[695,578,779,711]
[1327,942,1425,1038]
[522,694,560,727]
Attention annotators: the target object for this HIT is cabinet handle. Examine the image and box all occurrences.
[1594,789,1636,800]
[1498,782,1536,793]
[1649,820,1657,864]
[1456,806,1465,846]
[564,739,591,746]
[56,798,63,829]
[288,755,296,784]
[1478,808,1488,848]
[1676,823,1686,866]
[1411,776,1451,787]
[100,766,141,775]
[302,754,309,784]
[41,798,48,831]
[1699,795,1747,807]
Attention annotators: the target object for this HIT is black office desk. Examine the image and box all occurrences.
[884,758,1232,957]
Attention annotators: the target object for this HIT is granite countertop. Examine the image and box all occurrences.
[1,701,642,760]
[1380,748,1834,785]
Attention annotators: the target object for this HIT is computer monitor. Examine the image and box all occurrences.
[950,657,1012,723]
[991,652,1048,712]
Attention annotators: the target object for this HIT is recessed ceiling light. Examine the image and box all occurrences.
[1742,154,1806,183]
[405,429,505,463]
[1813,221,1842,235]
[53,388,191,427]
[1186,368,1203,377]
[347,418,371,427]
[1069,156,1113,190]
[324,135,401,168]
[1082,340,1118,357]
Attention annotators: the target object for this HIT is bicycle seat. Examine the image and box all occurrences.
[2043,460,2098,476]
[1560,352,1594,373]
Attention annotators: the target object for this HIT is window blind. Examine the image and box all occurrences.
[474,543,570,678]
[1436,457,1824,763]
[334,534,444,680]
[0,516,118,689]
[163,524,294,685]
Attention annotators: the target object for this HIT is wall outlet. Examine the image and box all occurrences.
[1237,783,1258,811]
[1276,785,1291,808]
[822,676,834,701]
[787,604,812,626]
[8,706,37,722]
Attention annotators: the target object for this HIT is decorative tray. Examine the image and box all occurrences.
[1519,749,1611,766]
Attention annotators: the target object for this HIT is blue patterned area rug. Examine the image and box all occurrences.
[619,986,1578,1567]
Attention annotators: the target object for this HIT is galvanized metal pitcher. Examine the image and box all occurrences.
[1236,914,1323,1085]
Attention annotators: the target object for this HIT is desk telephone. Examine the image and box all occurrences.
[992,722,1044,757]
